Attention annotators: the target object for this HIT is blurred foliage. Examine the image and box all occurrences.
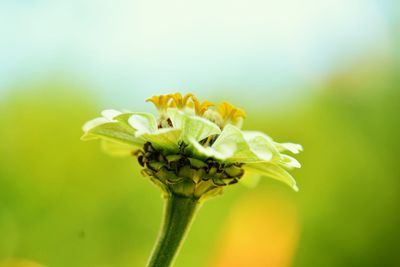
[291,64,400,267]
[0,59,399,267]
[0,81,245,267]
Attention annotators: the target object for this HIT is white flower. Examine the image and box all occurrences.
[82,93,302,198]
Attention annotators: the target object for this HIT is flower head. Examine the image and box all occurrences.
[82,93,302,200]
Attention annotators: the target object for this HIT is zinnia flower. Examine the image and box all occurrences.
[81,93,302,267]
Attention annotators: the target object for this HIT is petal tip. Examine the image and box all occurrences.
[82,117,108,132]
[101,109,122,120]
[293,184,299,192]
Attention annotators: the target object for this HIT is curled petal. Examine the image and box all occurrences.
[211,125,277,163]
[167,108,221,142]
[187,124,258,162]
[189,137,235,160]
[212,124,256,162]
[140,128,182,152]
[101,109,122,120]
[82,117,110,132]
[274,142,303,154]
[113,112,135,125]
[279,154,301,169]
[242,131,281,161]
[245,162,299,191]
[81,121,143,147]
[128,112,158,136]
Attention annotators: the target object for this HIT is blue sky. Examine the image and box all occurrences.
[0,0,396,107]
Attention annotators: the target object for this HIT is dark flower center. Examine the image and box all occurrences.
[134,142,245,199]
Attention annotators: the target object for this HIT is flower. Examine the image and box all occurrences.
[82,93,302,201]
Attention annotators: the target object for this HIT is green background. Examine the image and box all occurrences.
[0,1,399,266]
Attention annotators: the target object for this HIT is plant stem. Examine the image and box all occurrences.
[146,194,200,267]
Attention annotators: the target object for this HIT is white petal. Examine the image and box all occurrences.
[245,162,299,191]
[167,108,221,142]
[275,142,303,154]
[242,130,273,141]
[81,121,144,146]
[82,117,109,132]
[113,112,134,124]
[140,128,181,152]
[280,154,301,169]
[128,113,158,135]
[101,109,122,120]
[189,137,235,160]
[212,125,260,163]
[242,131,280,161]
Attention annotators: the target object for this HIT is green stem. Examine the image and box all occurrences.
[146,194,200,267]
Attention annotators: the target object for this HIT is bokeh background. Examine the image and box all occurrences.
[0,1,399,267]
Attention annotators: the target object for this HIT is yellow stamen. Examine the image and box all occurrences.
[191,96,214,115]
[169,93,194,109]
[217,102,246,125]
[146,94,173,111]
[147,93,243,128]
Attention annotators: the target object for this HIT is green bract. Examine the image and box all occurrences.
[82,93,302,199]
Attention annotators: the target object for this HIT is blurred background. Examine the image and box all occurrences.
[0,0,399,266]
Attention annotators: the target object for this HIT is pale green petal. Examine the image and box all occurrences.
[81,121,144,146]
[245,162,298,191]
[274,142,303,154]
[101,109,122,120]
[101,140,138,156]
[239,173,261,188]
[188,125,266,162]
[212,125,260,163]
[114,112,134,125]
[167,108,221,142]
[242,131,281,161]
[128,113,158,136]
[189,126,300,166]
[279,154,301,169]
[82,117,110,132]
[188,137,235,160]
[140,128,181,152]
[243,130,273,141]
